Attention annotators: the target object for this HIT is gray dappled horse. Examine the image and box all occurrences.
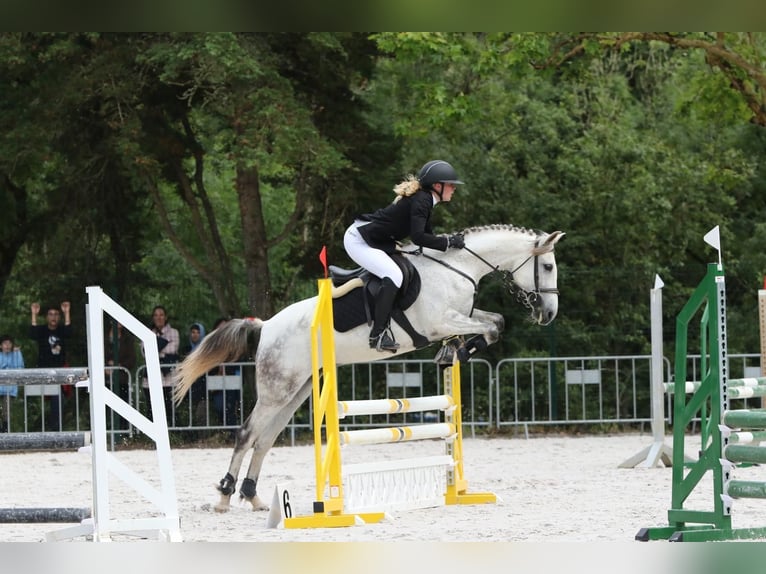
[172,224,564,512]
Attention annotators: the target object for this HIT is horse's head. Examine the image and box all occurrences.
[505,230,564,325]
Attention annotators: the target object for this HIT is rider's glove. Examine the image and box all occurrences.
[447,233,465,249]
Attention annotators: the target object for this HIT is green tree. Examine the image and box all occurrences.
[117,32,394,317]
[0,33,397,327]
[367,32,761,356]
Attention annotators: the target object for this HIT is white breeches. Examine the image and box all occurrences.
[343,221,404,288]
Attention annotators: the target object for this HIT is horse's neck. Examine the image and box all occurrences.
[454,229,535,281]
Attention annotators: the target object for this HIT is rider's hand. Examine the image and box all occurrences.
[448,233,465,249]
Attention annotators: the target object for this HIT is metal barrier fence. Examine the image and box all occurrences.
[134,362,250,432]
[1,354,763,445]
[494,355,670,434]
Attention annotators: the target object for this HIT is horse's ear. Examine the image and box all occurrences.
[544,231,565,247]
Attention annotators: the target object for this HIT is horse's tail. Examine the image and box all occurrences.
[172,317,263,405]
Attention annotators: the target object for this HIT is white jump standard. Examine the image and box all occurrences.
[0,287,182,542]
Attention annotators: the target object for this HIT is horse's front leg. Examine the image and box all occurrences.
[431,308,503,363]
[434,308,503,343]
[468,308,504,344]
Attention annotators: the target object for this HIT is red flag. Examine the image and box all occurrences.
[319,246,328,278]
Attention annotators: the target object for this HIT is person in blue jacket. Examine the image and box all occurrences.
[0,334,25,431]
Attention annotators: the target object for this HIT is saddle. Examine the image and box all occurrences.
[328,254,430,349]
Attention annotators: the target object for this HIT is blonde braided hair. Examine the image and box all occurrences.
[392,174,422,204]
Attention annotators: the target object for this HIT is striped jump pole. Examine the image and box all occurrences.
[637,237,766,542]
[0,431,90,452]
[666,377,766,395]
[0,368,90,398]
[722,409,766,428]
[340,423,457,446]
[0,507,91,524]
[721,428,766,444]
[338,395,454,418]
[0,368,89,385]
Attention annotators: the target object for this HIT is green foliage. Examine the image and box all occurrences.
[365,32,763,357]
[2,32,766,370]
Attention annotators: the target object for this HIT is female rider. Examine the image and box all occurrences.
[343,160,466,352]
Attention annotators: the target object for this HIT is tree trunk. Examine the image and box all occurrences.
[236,164,274,319]
[0,175,29,302]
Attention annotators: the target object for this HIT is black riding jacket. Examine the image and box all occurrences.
[357,189,449,254]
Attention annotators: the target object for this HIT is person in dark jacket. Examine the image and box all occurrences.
[181,322,207,412]
[29,301,73,429]
[343,159,466,352]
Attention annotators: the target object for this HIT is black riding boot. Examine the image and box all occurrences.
[369,277,400,352]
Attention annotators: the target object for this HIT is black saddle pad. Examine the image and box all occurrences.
[332,288,369,333]
[332,267,421,333]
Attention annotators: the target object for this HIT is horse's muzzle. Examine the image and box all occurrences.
[538,308,557,326]
[530,294,558,326]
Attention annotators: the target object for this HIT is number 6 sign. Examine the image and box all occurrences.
[266,483,292,528]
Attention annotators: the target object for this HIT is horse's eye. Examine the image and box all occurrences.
[543,264,553,272]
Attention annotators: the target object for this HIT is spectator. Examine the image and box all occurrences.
[105,320,137,429]
[29,301,72,430]
[142,305,179,422]
[0,334,24,432]
[208,317,242,428]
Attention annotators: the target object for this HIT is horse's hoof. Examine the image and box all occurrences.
[248,495,269,511]
[214,491,233,513]
[433,343,456,365]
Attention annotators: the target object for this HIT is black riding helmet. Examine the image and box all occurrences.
[417,160,464,188]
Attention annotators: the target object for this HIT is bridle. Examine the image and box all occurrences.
[463,241,559,313]
[404,238,559,314]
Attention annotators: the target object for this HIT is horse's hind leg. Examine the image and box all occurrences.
[214,417,259,512]
[239,380,312,511]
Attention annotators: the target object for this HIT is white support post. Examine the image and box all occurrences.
[47,286,181,542]
[619,275,688,468]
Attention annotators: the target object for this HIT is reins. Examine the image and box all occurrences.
[402,238,559,315]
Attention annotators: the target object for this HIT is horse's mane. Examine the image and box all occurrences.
[461,224,541,238]
[464,224,556,255]
[397,223,552,254]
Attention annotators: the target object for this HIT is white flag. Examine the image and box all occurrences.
[703,226,720,251]
[653,274,664,290]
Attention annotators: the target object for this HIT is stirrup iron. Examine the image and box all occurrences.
[369,330,399,353]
